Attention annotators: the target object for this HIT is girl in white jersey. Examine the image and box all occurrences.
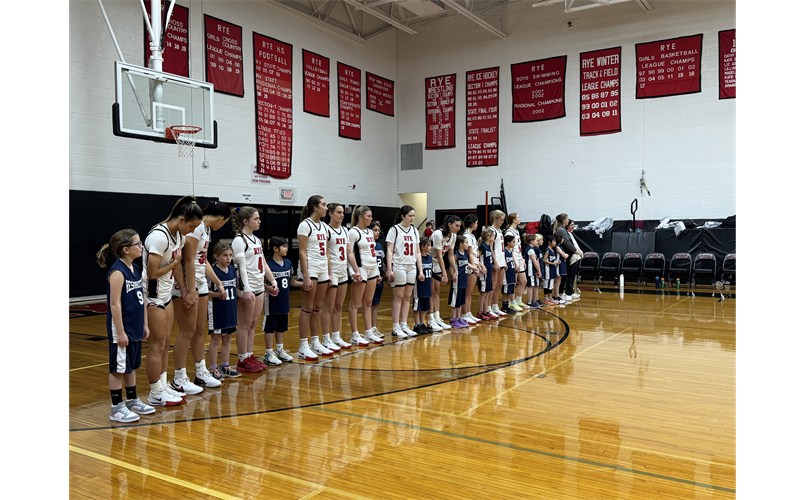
[142,196,202,407]
[231,206,279,373]
[347,205,384,346]
[488,210,508,318]
[505,213,529,312]
[321,202,361,352]
[460,214,484,325]
[170,201,231,396]
[385,205,425,338]
[297,196,335,360]
[428,215,461,331]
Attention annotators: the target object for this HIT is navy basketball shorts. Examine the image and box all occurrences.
[527,275,539,287]
[209,326,237,335]
[413,296,431,312]
[504,283,515,295]
[263,313,289,333]
[372,283,384,307]
[448,285,466,308]
[109,340,142,374]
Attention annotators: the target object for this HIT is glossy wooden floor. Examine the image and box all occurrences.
[69,283,736,500]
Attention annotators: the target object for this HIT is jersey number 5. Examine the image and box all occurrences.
[319,242,326,256]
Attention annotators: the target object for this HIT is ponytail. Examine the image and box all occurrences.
[157,195,203,228]
[202,200,231,218]
[300,195,325,223]
[351,205,372,228]
[489,210,505,228]
[231,206,257,234]
[96,229,139,268]
[553,213,568,234]
[393,205,415,225]
[438,214,461,236]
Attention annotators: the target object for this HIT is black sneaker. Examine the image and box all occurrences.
[414,324,428,335]
[425,324,434,334]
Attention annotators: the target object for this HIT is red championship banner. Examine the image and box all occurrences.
[580,47,621,136]
[144,1,189,77]
[425,74,455,149]
[303,50,330,117]
[366,72,395,116]
[511,56,566,123]
[338,62,361,140]
[204,15,243,97]
[636,34,703,99]
[466,67,499,167]
[719,30,736,99]
[253,33,293,179]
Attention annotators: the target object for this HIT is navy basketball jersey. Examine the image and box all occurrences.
[106,260,145,343]
[526,247,538,277]
[266,258,293,315]
[417,254,433,298]
[479,242,493,271]
[456,250,469,289]
[375,241,385,279]
[504,248,516,285]
[208,265,237,331]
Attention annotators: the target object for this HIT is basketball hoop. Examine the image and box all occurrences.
[166,125,202,157]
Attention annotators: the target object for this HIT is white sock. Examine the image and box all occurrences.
[332,332,340,340]
[238,353,248,361]
[365,329,373,335]
[311,335,320,344]
[174,367,186,381]
[160,372,168,387]
[195,360,206,372]
[276,343,284,351]
[393,322,399,330]
[352,331,360,337]
[150,381,161,393]
[323,333,331,342]
[428,313,434,322]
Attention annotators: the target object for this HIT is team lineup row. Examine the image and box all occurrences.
[95,195,583,423]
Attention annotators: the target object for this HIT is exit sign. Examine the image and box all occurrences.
[279,187,296,203]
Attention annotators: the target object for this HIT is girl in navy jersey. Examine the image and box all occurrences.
[97,229,156,421]
[448,236,476,328]
[231,206,279,373]
[476,229,495,320]
[524,234,544,308]
[142,196,202,407]
[502,235,519,314]
[321,203,360,352]
[171,201,230,395]
[262,237,303,366]
[412,237,433,335]
[505,213,529,311]
[347,206,384,346]
[207,243,241,379]
[386,205,424,338]
[369,222,385,339]
[297,196,336,360]
[543,235,561,305]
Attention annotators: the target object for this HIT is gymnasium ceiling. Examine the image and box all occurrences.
[265,0,654,43]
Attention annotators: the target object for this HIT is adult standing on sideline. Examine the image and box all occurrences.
[553,214,577,302]
[564,220,583,300]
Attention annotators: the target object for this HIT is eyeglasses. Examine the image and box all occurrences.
[128,241,143,248]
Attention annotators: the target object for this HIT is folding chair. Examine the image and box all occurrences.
[668,253,693,286]
[578,252,600,285]
[692,253,717,289]
[721,253,736,283]
[643,253,666,285]
[621,253,643,285]
[599,252,622,285]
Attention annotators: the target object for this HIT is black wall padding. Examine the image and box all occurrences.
[701,228,736,266]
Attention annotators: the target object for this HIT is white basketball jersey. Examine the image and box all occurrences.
[505,228,524,264]
[429,229,455,273]
[349,226,376,269]
[297,218,328,265]
[462,230,479,261]
[187,221,212,283]
[492,226,505,264]
[233,233,265,292]
[386,224,418,266]
[326,225,349,273]
[142,223,185,299]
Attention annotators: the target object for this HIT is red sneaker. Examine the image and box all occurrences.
[236,357,261,373]
[249,355,267,370]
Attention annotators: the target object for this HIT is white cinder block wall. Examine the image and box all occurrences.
[70,0,400,209]
[396,0,736,223]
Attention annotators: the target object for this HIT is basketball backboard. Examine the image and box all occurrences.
[113,61,217,148]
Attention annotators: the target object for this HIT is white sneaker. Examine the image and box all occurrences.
[110,402,140,423]
[486,307,499,318]
[365,330,385,344]
[427,320,443,332]
[298,343,319,360]
[493,306,507,317]
[263,350,282,366]
[311,339,333,356]
[462,314,478,325]
[392,327,408,339]
[172,375,202,395]
[331,333,352,349]
[147,386,183,407]
[351,332,370,346]
[468,313,482,323]
[401,324,417,337]
[275,347,295,362]
[572,293,580,299]
[371,327,385,339]
[194,367,222,388]
[437,316,452,330]
[561,294,574,302]
[322,337,341,352]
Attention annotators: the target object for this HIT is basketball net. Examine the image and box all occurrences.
[168,126,202,158]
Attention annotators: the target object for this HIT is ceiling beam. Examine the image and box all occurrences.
[343,0,417,34]
[263,0,367,44]
[634,0,652,12]
[440,0,507,39]
[354,0,397,11]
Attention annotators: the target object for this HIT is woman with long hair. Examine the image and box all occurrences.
[321,202,361,351]
[428,215,462,331]
[170,200,232,394]
[347,205,384,346]
[504,213,528,311]
[142,196,202,406]
[488,210,508,318]
[296,195,335,360]
[460,214,484,325]
[385,205,424,338]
